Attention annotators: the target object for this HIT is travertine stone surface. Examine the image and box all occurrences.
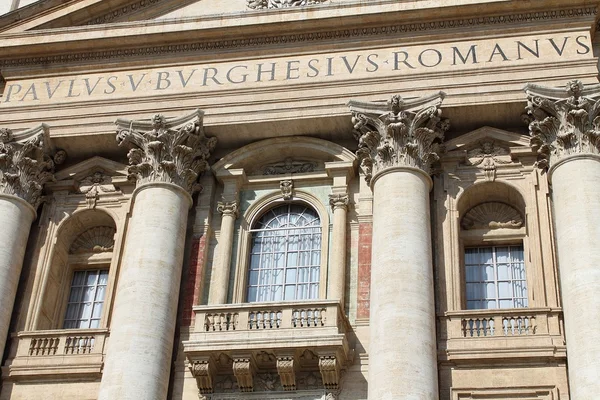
[97,183,191,400]
[524,81,600,399]
[0,195,35,362]
[548,156,600,398]
[369,168,438,400]
[210,200,238,304]
[328,194,349,304]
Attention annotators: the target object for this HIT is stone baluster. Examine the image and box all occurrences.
[209,169,245,304]
[524,80,600,399]
[348,93,448,399]
[98,110,216,400]
[0,125,59,362]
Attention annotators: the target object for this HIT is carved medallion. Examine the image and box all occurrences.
[465,140,512,182]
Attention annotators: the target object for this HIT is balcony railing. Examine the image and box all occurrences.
[2,329,109,380]
[183,300,352,395]
[439,308,565,362]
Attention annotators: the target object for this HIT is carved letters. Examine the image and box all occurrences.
[524,80,600,169]
[115,110,217,194]
[348,93,449,184]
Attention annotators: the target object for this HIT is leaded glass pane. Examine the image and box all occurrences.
[247,204,321,302]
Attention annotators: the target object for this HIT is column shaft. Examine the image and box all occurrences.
[550,156,600,398]
[0,195,35,359]
[210,209,236,304]
[369,169,438,400]
[98,184,190,400]
[329,204,347,304]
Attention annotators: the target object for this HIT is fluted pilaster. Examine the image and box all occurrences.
[349,93,447,400]
[99,110,216,400]
[524,80,600,399]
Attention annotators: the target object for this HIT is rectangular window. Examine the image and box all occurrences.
[63,269,108,329]
[465,245,527,310]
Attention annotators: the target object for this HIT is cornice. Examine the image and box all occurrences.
[0,5,596,69]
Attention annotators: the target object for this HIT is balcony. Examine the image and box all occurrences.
[2,329,109,380]
[438,308,565,362]
[183,300,353,395]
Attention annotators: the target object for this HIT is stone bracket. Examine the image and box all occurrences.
[188,358,216,394]
[276,355,297,391]
[232,357,256,392]
[318,355,341,390]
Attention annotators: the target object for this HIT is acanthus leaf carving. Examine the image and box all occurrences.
[116,111,217,194]
[0,127,59,208]
[217,201,239,218]
[348,93,449,184]
[524,80,600,170]
[329,193,349,211]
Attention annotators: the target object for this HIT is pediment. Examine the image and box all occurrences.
[445,126,530,153]
[54,156,128,182]
[0,0,201,33]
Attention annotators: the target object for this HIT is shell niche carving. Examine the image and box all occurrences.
[70,226,116,254]
[461,202,523,230]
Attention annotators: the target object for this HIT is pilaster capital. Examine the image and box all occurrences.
[0,125,65,209]
[348,92,449,185]
[329,193,349,211]
[217,200,239,218]
[524,80,600,170]
[115,109,217,195]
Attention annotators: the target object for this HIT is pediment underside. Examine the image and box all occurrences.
[1,0,329,32]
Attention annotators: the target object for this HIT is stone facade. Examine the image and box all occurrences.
[0,0,599,399]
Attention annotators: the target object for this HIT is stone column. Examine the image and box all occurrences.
[98,111,216,400]
[328,194,349,303]
[348,93,448,400]
[0,126,57,362]
[524,80,600,399]
[209,170,245,304]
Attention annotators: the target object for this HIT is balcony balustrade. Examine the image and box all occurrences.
[2,329,109,380]
[183,300,352,395]
[439,308,565,362]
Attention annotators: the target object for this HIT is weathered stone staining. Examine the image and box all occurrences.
[98,110,216,400]
[524,80,600,399]
[349,93,447,399]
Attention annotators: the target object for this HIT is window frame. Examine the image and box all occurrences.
[464,244,528,310]
[231,191,330,303]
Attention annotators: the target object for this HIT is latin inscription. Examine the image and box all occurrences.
[2,34,591,105]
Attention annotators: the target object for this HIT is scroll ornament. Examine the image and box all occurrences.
[247,0,326,9]
[524,79,600,170]
[116,113,217,194]
[350,94,449,184]
[0,128,59,208]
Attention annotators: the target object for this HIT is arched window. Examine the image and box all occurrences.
[247,204,321,302]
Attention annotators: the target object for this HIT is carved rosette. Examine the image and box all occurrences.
[524,80,600,170]
[329,194,349,211]
[217,201,239,218]
[232,358,255,392]
[0,127,58,208]
[276,356,297,391]
[348,92,449,184]
[115,110,217,194]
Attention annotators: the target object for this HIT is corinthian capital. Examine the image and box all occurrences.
[115,110,217,194]
[348,92,449,184]
[0,125,61,208]
[329,193,349,211]
[524,80,600,170]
